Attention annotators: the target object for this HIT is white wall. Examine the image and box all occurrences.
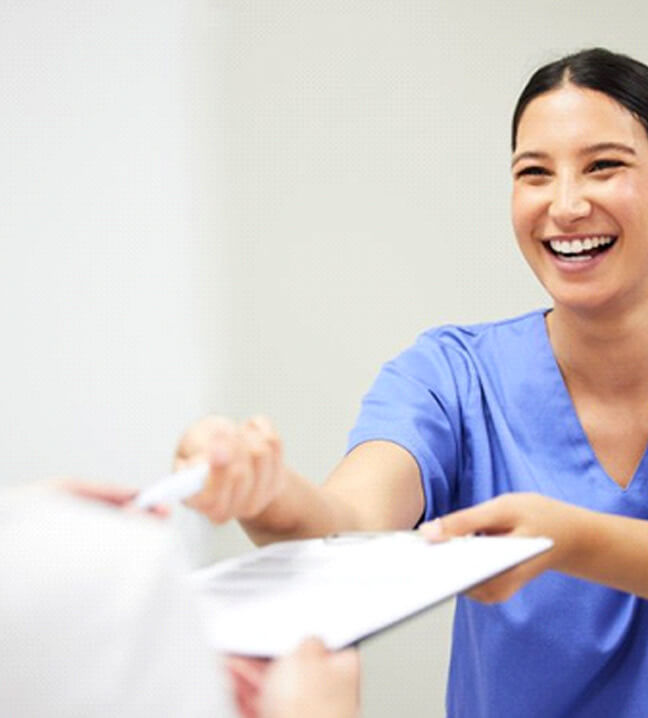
[0,0,226,488]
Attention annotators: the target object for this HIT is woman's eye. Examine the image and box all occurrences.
[515,166,549,178]
[588,159,625,172]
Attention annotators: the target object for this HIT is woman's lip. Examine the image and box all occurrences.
[542,238,617,273]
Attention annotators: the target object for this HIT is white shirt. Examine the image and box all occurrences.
[0,488,234,717]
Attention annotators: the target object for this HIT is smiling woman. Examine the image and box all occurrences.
[173,48,648,718]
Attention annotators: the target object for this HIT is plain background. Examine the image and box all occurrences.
[3,1,648,715]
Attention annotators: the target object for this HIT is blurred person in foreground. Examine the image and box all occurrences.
[0,484,359,718]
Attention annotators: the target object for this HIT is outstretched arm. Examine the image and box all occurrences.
[175,415,425,544]
[420,493,648,601]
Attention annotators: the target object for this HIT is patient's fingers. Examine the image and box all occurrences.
[55,479,137,505]
[53,480,170,518]
[227,655,271,718]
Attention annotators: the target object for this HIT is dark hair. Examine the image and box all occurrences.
[512,48,648,150]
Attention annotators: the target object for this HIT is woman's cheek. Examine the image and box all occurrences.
[511,189,541,245]
[595,174,642,222]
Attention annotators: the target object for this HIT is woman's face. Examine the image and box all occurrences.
[512,83,648,316]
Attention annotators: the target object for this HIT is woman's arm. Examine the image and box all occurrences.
[421,493,648,601]
[175,415,425,544]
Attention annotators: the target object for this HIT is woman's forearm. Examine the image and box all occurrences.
[561,507,648,599]
[240,467,364,545]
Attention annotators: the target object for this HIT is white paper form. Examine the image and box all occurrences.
[189,532,552,657]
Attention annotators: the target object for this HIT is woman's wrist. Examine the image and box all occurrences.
[551,502,605,578]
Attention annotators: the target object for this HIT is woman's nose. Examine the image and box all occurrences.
[548,177,591,225]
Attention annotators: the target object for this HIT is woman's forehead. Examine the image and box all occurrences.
[515,84,646,153]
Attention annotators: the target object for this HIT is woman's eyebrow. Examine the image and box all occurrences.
[578,141,636,156]
[511,151,548,168]
[511,142,637,169]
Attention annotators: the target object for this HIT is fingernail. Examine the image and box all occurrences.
[421,518,444,541]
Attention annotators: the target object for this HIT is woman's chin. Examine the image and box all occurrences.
[548,284,645,320]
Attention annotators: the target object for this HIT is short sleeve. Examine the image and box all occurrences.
[347,330,465,523]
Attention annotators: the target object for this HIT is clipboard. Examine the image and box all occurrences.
[189,532,552,657]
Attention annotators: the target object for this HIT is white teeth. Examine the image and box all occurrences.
[548,235,614,255]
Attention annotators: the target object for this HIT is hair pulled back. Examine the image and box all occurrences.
[512,48,648,150]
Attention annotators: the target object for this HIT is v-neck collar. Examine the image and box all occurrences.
[528,309,648,495]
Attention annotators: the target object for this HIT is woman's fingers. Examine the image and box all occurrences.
[465,558,545,603]
[420,494,518,541]
[176,414,285,524]
[175,415,237,467]
[420,494,558,603]
[237,418,285,517]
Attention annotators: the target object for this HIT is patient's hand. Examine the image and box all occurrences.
[259,639,361,718]
[227,640,360,718]
[226,654,271,718]
[53,479,169,517]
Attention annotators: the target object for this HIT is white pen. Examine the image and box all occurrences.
[134,462,210,510]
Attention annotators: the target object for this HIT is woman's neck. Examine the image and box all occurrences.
[547,302,648,400]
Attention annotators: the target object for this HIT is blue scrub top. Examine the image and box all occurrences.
[348,310,648,718]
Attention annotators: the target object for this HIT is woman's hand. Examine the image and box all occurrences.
[420,493,581,603]
[174,415,287,524]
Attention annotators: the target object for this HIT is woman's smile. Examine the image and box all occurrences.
[541,233,617,272]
